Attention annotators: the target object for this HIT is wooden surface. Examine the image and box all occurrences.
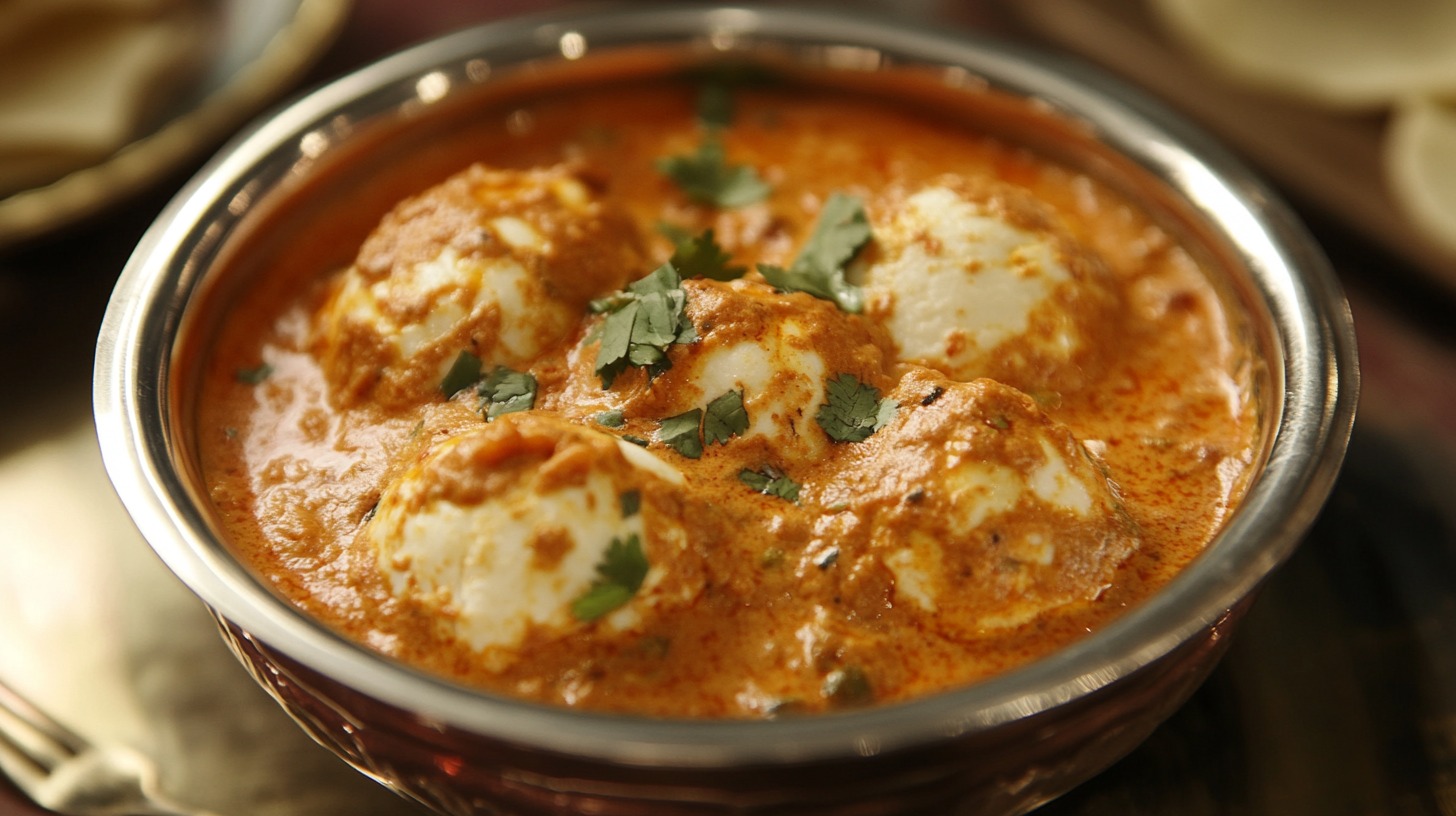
[1003,0,1456,296]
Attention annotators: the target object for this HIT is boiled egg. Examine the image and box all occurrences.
[366,412,699,670]
[315,163,646,407]
[850,178,1118,393]
[816,369,1139,637]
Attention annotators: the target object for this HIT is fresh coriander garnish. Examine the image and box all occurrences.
[760,547,786,568]
[657,408,704,459]
[816,373,897,443]
[657,133,771,208]
[822,665,873,708]
[738,466,800,503]
[235,362,274,385]
[440,350,482,397]
[622,434,650,447]
[667,227,746,282]
[477,366,536,420]
[702,390,749,446]
[757,193,871,312]
[594,409,626,428]
[655,390,748,458]
[656,221,693,245]
[571,534,650,622]
[620,490,641,519]
[592,263,698,388]
[697,82,734,129]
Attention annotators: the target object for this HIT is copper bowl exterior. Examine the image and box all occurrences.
[96,6,1357,814]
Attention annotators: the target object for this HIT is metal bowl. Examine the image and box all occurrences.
[94,5,1358,814]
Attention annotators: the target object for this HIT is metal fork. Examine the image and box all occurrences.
[0,676,224,816]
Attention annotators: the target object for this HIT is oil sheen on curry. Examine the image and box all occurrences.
[197,70,1262,718]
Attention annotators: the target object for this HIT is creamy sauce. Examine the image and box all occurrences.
[195,71,1263,718]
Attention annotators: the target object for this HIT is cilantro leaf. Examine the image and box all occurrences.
[440,351,482,397]
[816,374,897,443]
[657,134,771,208]
[703,390,748,446]
[477,366,536,419]
[657,408,703,459]
[738,466,800,503]
[656,221,693,246]
[822,665,874,708]
[668,228,746,282]
[593,264,697,387]
[757,193,871,312]
[620,490,641,518]
[571,534,650,621]
[697,82,734,129]
[236,363,274,385]
[594,409,625,428]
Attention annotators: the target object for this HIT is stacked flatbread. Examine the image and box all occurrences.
[0,0,209,197]
[1150,0,1456,258]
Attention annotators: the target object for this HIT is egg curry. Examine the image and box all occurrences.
[195,63,1264,718]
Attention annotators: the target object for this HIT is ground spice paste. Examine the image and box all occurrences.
[195,65,1263,718]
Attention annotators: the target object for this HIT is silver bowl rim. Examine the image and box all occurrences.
[94,2,1358,768]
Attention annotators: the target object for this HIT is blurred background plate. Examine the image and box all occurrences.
[0,0,351,249]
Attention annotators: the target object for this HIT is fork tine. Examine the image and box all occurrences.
[0,719,50,792]
[0,676,86,772]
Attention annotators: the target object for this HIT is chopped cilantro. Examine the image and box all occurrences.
[476,366,536,420]
[738,466,800,503]
[620,490,641,519]
[657,408,704,459]
[571,534,650,622]
[703,390,749,446]
[440,351,482,397]
[822,665,873,708]
[622,434,650,447]
[657,133,771,208]
[697,82,734,129]
[656,221,693,245]
[594,409,626,428]
[757,193,871,312]
[235,363,274,385]
[637,635,671,658]
[654,391,746,458]
[668,228,746,281]
[816,373,896,443]
[592,264,698,388]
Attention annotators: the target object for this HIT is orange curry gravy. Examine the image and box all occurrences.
[195,64,1264,718]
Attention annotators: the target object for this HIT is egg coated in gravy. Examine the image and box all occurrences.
[198,75,1261,717]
